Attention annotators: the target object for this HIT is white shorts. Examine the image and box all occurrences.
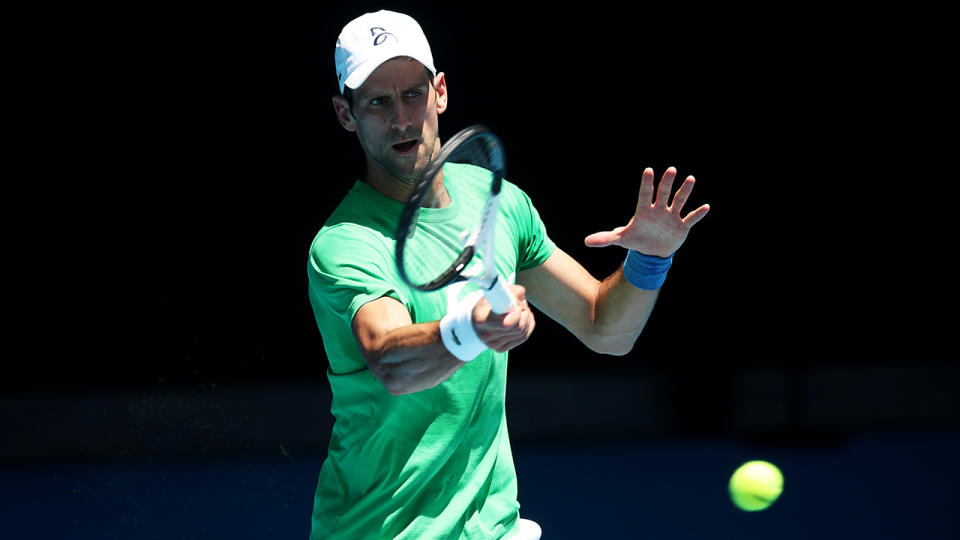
[508,518,542,540]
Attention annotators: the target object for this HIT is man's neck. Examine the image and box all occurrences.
[364,164,451,209]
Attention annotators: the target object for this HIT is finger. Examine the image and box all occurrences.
[491,339,520,353]
[485,328,524,352]
[509,284,527,303]
[682,204,711,227]
[669,175,696,213]
[472,299,493,324]
[636,168,656,212]
[512,311,536,346]
[516,296,530,316]
[500,308,521,328]
[506,303,534,328]
[504,336,530,352]
[654,167,677,208]
[584,230,623,247]
[488,324,532,352]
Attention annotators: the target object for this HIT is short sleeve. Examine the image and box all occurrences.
[307,224,408,374]
[501,181,555,272]
[308,224,405,325]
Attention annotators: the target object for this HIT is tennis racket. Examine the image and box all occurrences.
[395,125,517,314]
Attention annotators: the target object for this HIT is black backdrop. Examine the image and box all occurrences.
[18,2,955,392]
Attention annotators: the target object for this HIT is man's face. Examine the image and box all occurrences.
[342,57,447,182]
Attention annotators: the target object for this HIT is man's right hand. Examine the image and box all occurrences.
[472,284,535,353]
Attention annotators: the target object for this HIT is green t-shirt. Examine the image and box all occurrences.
[307,164,555,539]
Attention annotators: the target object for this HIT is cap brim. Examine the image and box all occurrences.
[342,52,436,92]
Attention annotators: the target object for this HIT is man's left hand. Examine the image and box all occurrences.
[584,167,710,257]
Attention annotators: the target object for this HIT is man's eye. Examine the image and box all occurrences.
[404,91,422,99]
[369,97,388,106]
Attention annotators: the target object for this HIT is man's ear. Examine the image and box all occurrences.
[332,95,357,132]
[434,72,448,115]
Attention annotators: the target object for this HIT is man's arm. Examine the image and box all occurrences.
[518,167,709,355]
[351,285,535,395]
[518,249,658,355]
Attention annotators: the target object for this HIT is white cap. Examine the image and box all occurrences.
[335,10,436,94]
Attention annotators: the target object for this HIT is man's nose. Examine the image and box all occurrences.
[391,100,412,131]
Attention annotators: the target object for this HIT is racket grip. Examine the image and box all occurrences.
[484,275,517,314]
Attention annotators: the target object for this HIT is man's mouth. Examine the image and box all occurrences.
[392,140,419,154]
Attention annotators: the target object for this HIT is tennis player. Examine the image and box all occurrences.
[307,10,709,539]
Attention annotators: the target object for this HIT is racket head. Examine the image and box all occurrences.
[395,125,506,292]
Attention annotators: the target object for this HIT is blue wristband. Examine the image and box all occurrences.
[623,250,674,290]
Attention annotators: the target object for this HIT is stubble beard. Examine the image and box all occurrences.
[368,131,439,183]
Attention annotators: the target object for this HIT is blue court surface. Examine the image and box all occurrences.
[3,430,957,539]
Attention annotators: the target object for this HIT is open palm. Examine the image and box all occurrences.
[584,167,710,257]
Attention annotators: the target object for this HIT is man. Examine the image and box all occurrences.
[307,10,709,539]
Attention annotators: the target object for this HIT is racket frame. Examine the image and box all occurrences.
[395,125,516,313]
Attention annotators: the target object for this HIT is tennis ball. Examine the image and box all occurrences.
[728,460,783,511]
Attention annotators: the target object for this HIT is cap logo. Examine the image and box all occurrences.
[370,27,397,46]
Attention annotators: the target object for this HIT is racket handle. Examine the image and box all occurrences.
[484,275,517,314]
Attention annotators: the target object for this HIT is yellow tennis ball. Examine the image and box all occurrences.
[728,460,783,511]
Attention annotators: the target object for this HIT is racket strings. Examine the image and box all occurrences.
[396,126,506,291]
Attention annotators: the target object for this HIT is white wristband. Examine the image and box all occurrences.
[439,290,488,362]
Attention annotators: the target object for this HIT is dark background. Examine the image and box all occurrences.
[16,1,956,389]
[3,2,958,538]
